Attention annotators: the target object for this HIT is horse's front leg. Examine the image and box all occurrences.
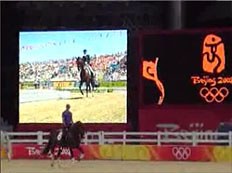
[86,84,89,97]
[69,148,75,163]
[56,147,63,167]
[77,146,84,161]
[79,81,84,95]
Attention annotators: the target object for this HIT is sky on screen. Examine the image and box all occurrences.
[19,30,127,63]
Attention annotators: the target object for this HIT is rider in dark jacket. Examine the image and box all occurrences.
[82,49,95,78]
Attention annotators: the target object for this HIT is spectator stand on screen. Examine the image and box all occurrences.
[20,51,127,89]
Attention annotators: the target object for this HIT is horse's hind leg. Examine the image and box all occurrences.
[86,87,88,97]
[50,147,55,167]
[91,81,94,97]
[89,79,94,97]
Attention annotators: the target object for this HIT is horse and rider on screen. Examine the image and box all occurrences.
[76,49,98,97]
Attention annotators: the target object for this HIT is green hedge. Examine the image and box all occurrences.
[20,82,34,89]
[20,80,127,89]
[99,81,126,87]
[57,88,122,93]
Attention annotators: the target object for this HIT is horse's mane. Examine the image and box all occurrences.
[76,57,83,63]
[73,121,83,127]
[71,121,84,132]
[76,57,85,69]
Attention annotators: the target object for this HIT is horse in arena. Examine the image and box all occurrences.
[42,121,85,167]
[76,57,95,97]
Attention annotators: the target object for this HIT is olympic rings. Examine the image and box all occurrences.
[199,87,229,103]
[172,146,191,160]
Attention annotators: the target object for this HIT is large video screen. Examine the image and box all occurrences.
[19,30,127,123]
[142,29,232,105]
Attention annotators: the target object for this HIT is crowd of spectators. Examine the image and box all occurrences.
[19,51,127,87]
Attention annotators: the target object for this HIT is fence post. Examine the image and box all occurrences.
[1,131,9,160]
[0,131,4,145]
[123,131,126,145]
[99,131,104,145]
[98,131,101,145]
[37,131,43,145]
[84,132,88,145]
[157,131,161,146]
[5,133,12,160]
[229,131,232,147]
[192,131,197,146]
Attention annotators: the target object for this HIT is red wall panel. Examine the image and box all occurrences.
[139,105,232,132]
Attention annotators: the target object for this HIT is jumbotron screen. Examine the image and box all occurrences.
[19,30,127,123]
[142,29,232,105]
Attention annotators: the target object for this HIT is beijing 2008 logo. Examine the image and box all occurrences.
[191,34,232,103]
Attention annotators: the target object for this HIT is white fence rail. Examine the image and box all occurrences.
[1,131,232,146]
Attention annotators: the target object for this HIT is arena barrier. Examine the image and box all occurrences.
[1,131,232,161]
[0,146,7,159]
[8,144,232,162]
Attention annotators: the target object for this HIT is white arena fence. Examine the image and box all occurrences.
[1,131,232,146]
[19,88,126,103]
[19,89,71,103]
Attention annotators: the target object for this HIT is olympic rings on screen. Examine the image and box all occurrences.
[172,146,191,160]
[199,87,229,103]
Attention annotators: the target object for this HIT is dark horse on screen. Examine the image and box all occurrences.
[76,57,95,97]
[42,121,85,167]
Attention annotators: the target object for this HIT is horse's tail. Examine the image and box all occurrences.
[42,131,55,155]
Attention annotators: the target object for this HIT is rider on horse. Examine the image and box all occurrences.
[62,104,73,142]
[82,49,95,79]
